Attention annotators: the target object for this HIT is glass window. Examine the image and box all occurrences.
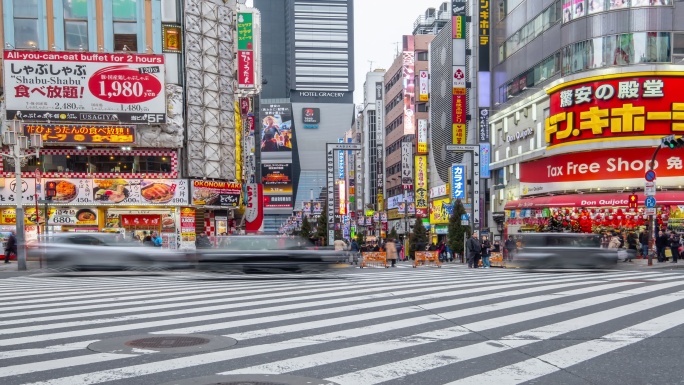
[64,0,88,50]
[113,0,138,51]
[13,0,40,49]
[673,33,684,56]
[6,154,173,174]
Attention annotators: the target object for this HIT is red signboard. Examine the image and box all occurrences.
[237,51,254,87]
[505,191,684,210]
[121,214,161,226]
[519,147,683,195]
[452,94,466,124]
[546,74,682,148]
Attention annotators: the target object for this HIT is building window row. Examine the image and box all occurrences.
[561,32,671,75]
[385,115,404,135]
[500,1,561,63]
[386,162,401,177]
[385,92,403,115]
[384,70,401,92]
[6,0,152,53]
[416,51,429,61]
[562,0,672,24]
[498,52,561,103]
[384,135,415,157]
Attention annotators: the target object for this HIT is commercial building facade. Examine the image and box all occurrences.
[489,1,684,238]
[0,0,242,248]
[254,0,355,233]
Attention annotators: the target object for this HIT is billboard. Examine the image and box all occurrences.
[479,108,490,142]
[191,180,242,207]
[415,155,428,217]
[419,70,429,101]
[546,75,678,148]
[261,163,292,194]
[478,0,490,71]
[260,104,293,152]
[417,119,428,154]
[4,51,166,124]
[430,198,452,225]
[245,183,264,233]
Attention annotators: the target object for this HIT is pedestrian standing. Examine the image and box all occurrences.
[601,231,611,248]
[481,235,492,268]
[386,238,398,267]
[669,232,680,263]
[4,230,17,264]
[624,230,637,262]
[656,230,669,262]
[466,232,481,268]
[638,228,649,258]
[504,235,516,261]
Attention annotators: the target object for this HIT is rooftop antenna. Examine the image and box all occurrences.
[367,60,374,72]
[392,42,401,58]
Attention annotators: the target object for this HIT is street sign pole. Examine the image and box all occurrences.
[644,170,657,266]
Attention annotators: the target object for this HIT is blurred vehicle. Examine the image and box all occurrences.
[196,235,347,273]
[509,233,618,269]
[36,233,192,271]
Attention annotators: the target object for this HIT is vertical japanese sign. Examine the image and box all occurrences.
[479,108,489,142]
[419,70,429,102]
[375,82,383,101]
[237,12,255,89]
[452,1,467,146]
[338,181,346,215]
[478,0,490,72]
[338,138,345,179]
[401,142,414,190]
[451,164,466,200]
[402,35,416,135]
[414,155,428,218]
[417,119,428,154]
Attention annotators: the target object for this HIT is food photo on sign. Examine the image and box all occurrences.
[191,181,242,207]
[93,179,130,203]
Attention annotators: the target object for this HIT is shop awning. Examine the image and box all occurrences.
[505,191,684,210]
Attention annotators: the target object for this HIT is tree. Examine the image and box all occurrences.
[315,206,328,245]
[410,218,428,254]
[388,227,398,240]
[356,231,365,245]
[448,199,471,262]
[299,215,312,239]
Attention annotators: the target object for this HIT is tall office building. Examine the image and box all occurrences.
[254,0,355,232]
[489,1,684,238]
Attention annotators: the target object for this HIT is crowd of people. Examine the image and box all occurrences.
[602,228,682,263]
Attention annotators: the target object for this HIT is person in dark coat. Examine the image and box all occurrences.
[504,235,516,261]
[624,231,637,262]
[656,230,669,262]
[668,232,680,263]
[638,229,650,258]
[4,230,17,264]
[466,232,482,268]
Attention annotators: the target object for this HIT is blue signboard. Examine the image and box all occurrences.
[479,143,490,179]
[645,196,657,208]
[451,165,466,200]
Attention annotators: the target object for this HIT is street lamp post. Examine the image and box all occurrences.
[2,120,43,271]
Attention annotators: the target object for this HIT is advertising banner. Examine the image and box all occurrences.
[402,39,416,135]
[49,207,98,226]
[260,104,293,152]
[451,165,466,200]
[480,143,491,179]
[191,180,242,207]
[453,94,466,123]
[0,178,188,206]
[430,198,452,225]
[261,163,292,194]
[121,214,161,227]
[24,124,135,144]
[401,142,414,190]
[453,15,465,39]
[180,207,196,243]
[453,66,466,90]
[520,147,684,196]
[415,155,428,218]
[419,70,429,102]
[546,75,679,148]
[237,12,255,89]
[375,81,383,101]
[245,183,264,233]
[417,119,428,154]
[4,51,166,124]
[338,181,346,215]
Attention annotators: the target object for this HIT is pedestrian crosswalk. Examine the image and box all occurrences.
[1,267,683,385]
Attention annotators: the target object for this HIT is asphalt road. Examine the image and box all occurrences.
[1,264,684,385]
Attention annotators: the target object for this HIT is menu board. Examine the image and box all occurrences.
[0,207,96,226]
[191,180,242,207]
[40,178,189,206]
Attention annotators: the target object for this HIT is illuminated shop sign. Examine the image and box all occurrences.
[545,74,681,148]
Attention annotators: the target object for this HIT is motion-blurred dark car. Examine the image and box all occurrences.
[196,235,346,273]
[508,233,618,269]
[37,233,192,271]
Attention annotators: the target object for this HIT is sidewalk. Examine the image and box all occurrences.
[614,258,684,270]
[0,259,45,273]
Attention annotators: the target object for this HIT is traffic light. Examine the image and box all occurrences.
[628,194,638,209]
[661,135,684,149]
[45,181,57,200]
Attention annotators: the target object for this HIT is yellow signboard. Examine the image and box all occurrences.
[429,198,451,225]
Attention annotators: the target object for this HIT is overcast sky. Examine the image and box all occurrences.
[245,0,441,104]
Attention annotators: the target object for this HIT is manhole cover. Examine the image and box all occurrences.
[88,334,237,355]
[158,374,340,385]
[126,336,210,349]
